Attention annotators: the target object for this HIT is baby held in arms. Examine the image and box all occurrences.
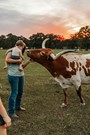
[4,40,25,71]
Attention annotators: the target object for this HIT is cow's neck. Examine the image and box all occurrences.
[37,56,69,77]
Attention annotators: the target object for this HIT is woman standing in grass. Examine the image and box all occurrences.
[5,40,31,119]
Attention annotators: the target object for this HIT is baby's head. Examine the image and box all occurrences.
[16,40,25,48]
[15,40,26,52]
[15,40,26,54]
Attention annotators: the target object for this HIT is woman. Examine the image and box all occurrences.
[5,40,31,119]
[0,98,11,135]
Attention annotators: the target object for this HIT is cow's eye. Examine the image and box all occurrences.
[40,51,45,56]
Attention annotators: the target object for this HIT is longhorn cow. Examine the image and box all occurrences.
[27,38,90,107]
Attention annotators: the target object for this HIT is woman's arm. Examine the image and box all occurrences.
[6,53,22,64]
[22,59,33,68]
[0,98,11,128]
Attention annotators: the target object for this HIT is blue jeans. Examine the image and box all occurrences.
[8,75,24,116]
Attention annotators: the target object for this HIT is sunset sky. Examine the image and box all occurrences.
[0,0,90,39]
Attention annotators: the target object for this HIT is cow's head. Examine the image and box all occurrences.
[27,48,55,63]
[27,38,76,63]
[27,38,55,63]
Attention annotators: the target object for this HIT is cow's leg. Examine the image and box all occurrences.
[76,86,85,105]
[61,88,68,107]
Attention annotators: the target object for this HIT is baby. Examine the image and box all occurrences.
[4,40,25,71]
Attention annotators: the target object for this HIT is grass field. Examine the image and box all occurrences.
[0,49,90,135]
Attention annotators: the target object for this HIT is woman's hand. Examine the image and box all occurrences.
[16,58,22,64]
[22,59,34,68]
[27,59,34,63]
[3,115,11,128]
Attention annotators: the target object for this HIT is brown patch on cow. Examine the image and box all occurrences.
[78,62,82,71]
[79,67,81,71]
[82,59,90,76]
[49,57,78,78]
[70,61,75,68]
[79,62,82,66]
[86,59,90,68]
[70,61,78,74]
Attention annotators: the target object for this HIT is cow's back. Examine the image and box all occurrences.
[78,54,90,83]
[55,53,90,89]
[63,53,90,84]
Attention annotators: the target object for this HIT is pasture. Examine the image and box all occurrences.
[0,49,90,135]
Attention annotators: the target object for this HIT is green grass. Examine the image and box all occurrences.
[0,49,90,135]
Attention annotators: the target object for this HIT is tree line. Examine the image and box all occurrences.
[0,26,90,50]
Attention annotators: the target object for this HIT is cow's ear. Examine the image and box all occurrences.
[40,51,46,56]
[47,55,54,62]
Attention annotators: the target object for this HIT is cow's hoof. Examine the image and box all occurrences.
[80,102,86,106]
[61,103,67,108]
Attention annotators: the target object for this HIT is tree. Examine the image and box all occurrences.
[70,26,90,50]
[78,26,90,50]
[78,26,90,39]
[0,35,6,49]
[6,33,18,48]
[29,33,64,49]
[29,33,45,48]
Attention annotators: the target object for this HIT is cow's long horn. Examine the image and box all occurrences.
[50,50,76,60]
[42,38,49,48]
